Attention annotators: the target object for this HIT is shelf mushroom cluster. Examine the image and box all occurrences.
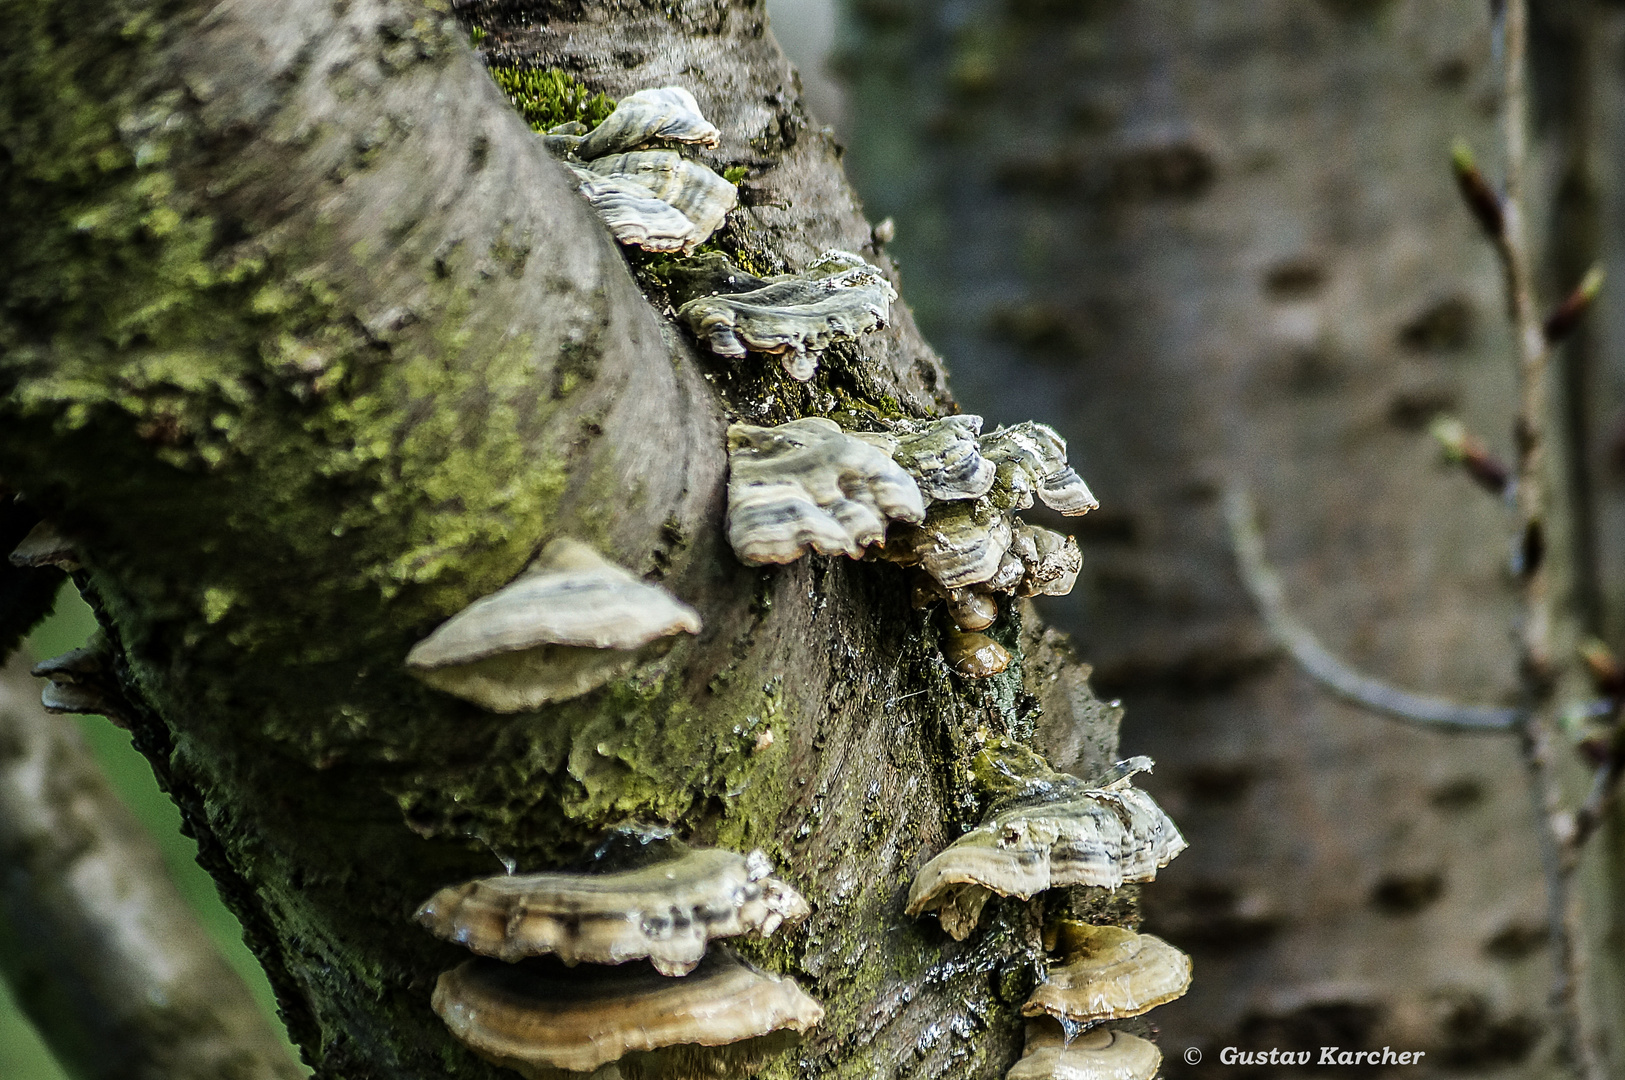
[723,414,1095,677]
[547,87,738,256]
[416,841,823,1079]
[906,758,1191,1080]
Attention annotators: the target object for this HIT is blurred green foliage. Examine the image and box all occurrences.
[0,584,303,1078]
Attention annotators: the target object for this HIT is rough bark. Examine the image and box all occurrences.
[0,652,302,1080]
[0,1,1126,1078]
[839,0,1625,1075]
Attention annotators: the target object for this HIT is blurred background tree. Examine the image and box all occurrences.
[830,0,1625,1075]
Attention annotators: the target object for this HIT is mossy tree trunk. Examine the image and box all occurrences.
[0,1,1128,1078]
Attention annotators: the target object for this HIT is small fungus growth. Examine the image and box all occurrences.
[582,150,737,239]
[416,845,809,976]
[889,415,996,503]
[1024,922,1192,1024]
[575,87,721,160]
[1006,1020,1162,1080]
[9,519,82,571]
[675,251,898,381]
[405,538,701,712]
[31,633,128,726]
[548,87,736,254]
[905,759,1187,940]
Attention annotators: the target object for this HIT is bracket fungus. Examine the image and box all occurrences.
[568,166,709,255]
[575,86,721,160]
[551,87,735,254]
[416,846,809,976]
[432,949,824,1080]
[876,416,1090,645]
[582,151,737,240]
[1011,522,1083,598]
[541,120,587,157]
[676,251,898,381]
[1006,1021,1161,1080]
[31,634,129,726]
[889,415,996,503]
[1024,923,1191,1025]
[725,417,925,565]
[405,539,701,712]
[981,422,1099,516]
[905,770,1187,940]
[883,499,1014,592]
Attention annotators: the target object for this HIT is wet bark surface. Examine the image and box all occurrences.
[0,1,1133,1078]
[839,0,1625,1075]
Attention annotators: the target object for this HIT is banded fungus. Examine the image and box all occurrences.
[981,422,1099,516]
[420,834,822,1079]
[582,151,737,240]
[675,251,898,381]
[575,87,721,160]
[551,87,736,254]
[905,765,1187,940]
[432,950,823,1080]
[568,167,709,255]
[417,846,809,976]
[405,539,701,713]
[889,415,996,503]
[725,417,925,565]
[1024,922,1192,1024]
[1006,1020,1161,1080]
[1010,522,1082,598]
[872,414,1091,644]
[882,500,1014,593]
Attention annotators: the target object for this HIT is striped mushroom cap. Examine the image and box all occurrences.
[1024,922,1192,1024]
[417,846,809,976]
[907,775,1186,940]
[725,417,924,565]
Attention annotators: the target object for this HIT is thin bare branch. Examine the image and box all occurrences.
[0,653,303,1080]
[1222,486,1520,733]
[1494,6,1601,1075]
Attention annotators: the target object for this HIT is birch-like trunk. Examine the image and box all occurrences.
[839,0,1625,1075]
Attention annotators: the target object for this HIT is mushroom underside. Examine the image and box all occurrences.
[431,952,823,1077]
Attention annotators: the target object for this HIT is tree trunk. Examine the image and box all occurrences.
[838,0,1625,1074]
[1,1,1130,1078]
